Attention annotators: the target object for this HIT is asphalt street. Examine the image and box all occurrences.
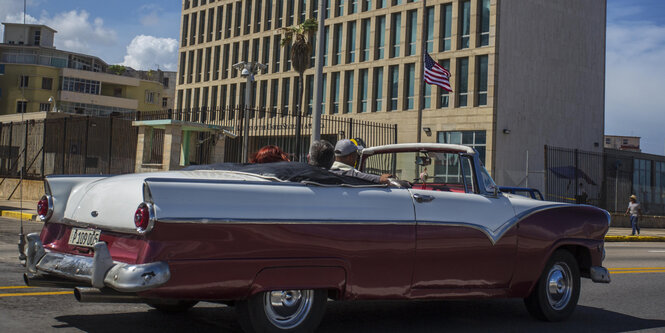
[1,218,664,332]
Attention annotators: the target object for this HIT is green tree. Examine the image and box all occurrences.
[108,65,126,75]
[280,18,317,160]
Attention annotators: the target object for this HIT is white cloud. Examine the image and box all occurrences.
[138,4,164,27]
[42,10,118,53]
[120,35,178,71]
[605,21,665,155]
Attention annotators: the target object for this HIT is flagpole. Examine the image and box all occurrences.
[417,0,427,143]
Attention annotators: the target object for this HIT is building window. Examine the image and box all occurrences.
[359,68,368,113]
[323,26,329,66]
[189,12,197,46]
[376,16,386,60]
[479,0,490,47]
[19,75,29,88]
[252,38,260,62]
[325,0,330,19]
[405,63,415,109]
[389,65,399,111]
[263,37,271,66]
[225,4,233,38]
[270,79,279,114]
[332,72,340,114]
[321,73,327,113]
[362,0,372,11]
[163,97,169,108]
[300,0,307,23]
[424,83,431,109]
[42,77,53,90]
[181,15,189,46]
[458,57,469,107]
[179,52,186,84]
[216,6,223,40]
[334,24,343,65]
[207,8,215,42]
[306,75,314,114]
[39,103,50,111]
[439,130,487,163]
[634,159,652,205]
[17,101,27,113]
[440,4,452,51]
[235,2,242,36]
[605,138,611,144]
[61,77,101,95]
[204,47,212,81]
[460,1,471,49]
[623,139,628,145]
[391,13,401,58]
[439,59,450,107]
[213,45,221,80]
[196,48,203,82]
[425,6,434,53]
[655,162,665,205]
[282,78,290,115]
[222,44,230,79]
[266,0,272,30]
[477,55,488,106]
[273,36,281,73]
[146,91,155,104]
[347,21,356,63]
[285,43,292,71]
[336,0,344,17]
[351,0,357,13]
[406,10,417,56]
[361,19,370,62]
[374,67,383,111]
[246,1,253,34]
[287,0,294,26]
[199,10,206,43]
[345,70,354,113]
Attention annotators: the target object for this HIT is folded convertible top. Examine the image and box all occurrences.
[184,162,378,186]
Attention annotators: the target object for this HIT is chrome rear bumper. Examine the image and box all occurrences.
[24,233,170,292]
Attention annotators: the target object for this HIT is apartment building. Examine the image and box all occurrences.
[175,0,606,190]
[605,135,641,152]
[0,23,174,116]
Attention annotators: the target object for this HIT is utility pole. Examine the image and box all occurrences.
[312,0,326,145]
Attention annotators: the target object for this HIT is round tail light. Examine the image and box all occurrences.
[37,195,52,221]
[134,203,151,232]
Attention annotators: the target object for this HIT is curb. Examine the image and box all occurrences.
[0,210,38,222]
[605,235,665,242]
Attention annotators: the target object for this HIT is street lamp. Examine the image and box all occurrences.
[233,61,267,163]
[48,96,56,112]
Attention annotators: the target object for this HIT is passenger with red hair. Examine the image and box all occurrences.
[250,145,291,163]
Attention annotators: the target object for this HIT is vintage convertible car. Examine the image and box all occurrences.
[22,143,610,332]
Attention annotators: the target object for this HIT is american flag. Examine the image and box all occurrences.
[424,53,452,92]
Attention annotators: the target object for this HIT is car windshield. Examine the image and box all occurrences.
[361,151,476,193]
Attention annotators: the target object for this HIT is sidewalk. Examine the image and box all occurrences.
[0,199,663,241]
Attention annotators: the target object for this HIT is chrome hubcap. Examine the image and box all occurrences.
[263,289,313,329]
[546,263,572,310]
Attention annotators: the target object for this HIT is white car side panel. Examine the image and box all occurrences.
[148,181,416,224]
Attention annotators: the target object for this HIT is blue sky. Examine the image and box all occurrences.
[1,0,664,155]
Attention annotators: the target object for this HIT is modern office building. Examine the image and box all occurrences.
[175,0,606,190]
[0,23,175,116]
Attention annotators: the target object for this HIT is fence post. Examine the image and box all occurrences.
[348,119,353,140]
[544,145,548,201]
[393,124,398,144]
[61,117,67,174]
[108,117,113,174]
[23,120,28,177]
[83,116,89,173]
[41,120,46,177]
[7,123,12,176]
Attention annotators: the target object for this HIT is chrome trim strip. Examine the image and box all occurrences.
[156,218,415,226]
[419,204,569,245]
[61,218,138,234]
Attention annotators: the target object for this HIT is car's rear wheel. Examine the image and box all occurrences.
[237,289,327,333]
[524,249,580,321]
[147,300,198,313]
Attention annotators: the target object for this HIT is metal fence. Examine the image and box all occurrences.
[0,107,397,179]
[0,115,137,179]
[138,106,398,163]
[545,145,665,215]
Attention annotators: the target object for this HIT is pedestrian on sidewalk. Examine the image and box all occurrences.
[625,194,642,236]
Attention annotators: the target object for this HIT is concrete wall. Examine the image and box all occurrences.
[610,213,665,229]
[493,0,606,191]
[0,179,44,201]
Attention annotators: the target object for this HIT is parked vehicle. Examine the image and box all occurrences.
[500,186,545,200]
[23,143,610,332]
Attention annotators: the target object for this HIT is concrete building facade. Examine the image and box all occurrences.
[0,23,175,116]
[174,0,606,191]
[605,135,641,152]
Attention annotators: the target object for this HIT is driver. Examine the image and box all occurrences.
[330,139,392,184]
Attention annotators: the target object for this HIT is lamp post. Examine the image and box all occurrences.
[233,61,267,163]
[48,96,56,112]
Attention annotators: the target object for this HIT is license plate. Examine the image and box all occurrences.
[68,228,101,248]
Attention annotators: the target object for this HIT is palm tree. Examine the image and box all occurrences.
[280,18,317,161]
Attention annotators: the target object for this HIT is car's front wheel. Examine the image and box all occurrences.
[237,289,327,333]
[524,249,580,321]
